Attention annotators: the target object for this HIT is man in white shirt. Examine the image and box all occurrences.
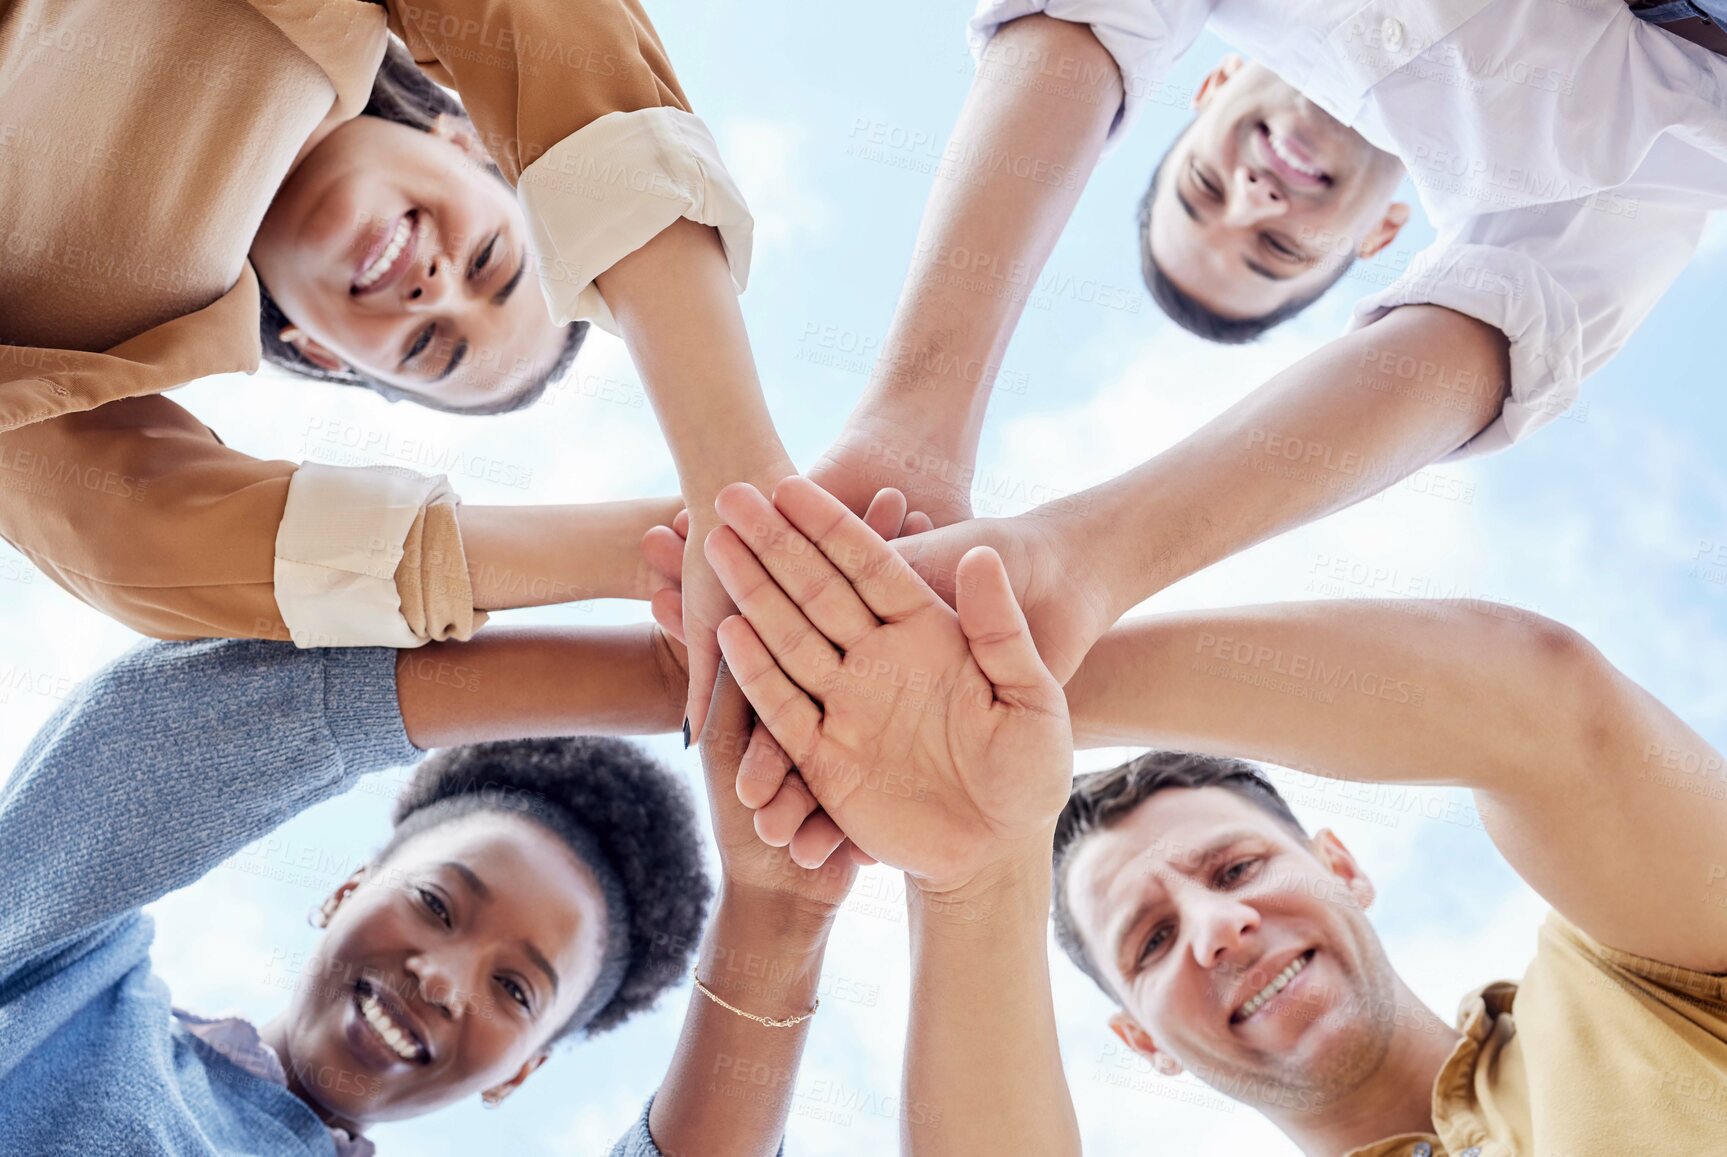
[799,2,1727,694]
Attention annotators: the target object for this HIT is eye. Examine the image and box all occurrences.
[416,887,452,927]
[498,976,532,1012]
[1217,857,1263,888]
[404,323,436,365]
[1263,234,1302,261]
[469,235,498,279]
[1191,162,1222,200]
[1135,922,1173,971]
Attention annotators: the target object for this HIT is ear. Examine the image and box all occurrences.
[1193,54,1246,110]
[1356,201,1410,260]
[278,326,349,374]
[481,1051,550,1107]
[1109,1011,1181,1076]
[1311,829,1375,910]
[317,865,369,925]
[430,112,489,167]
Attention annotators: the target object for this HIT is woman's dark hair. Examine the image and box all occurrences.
[381,736,712,1040]
[257,37,588,415]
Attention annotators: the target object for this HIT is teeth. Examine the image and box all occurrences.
[1267,132,1322,178]
[1235,953,1310,1022]
[360,991,422,1061]
[355,215,413,289]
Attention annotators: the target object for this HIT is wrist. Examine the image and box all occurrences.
[716,879,840,948]
[907,840,1054,938]
[681,448,796,506]
[699,885,835,1015]
[1043,480,1154,623]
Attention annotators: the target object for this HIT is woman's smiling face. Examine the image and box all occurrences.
[276,810,608,1127]
[251,114,569,411]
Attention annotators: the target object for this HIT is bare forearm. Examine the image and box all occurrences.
[1073,306,1511,618]
[597,217,791,495]
[647,889,833,1157]
[1067,600,1589,790]
[849,15,1120,461]
[904,859,1077,1157]
[459,497,680,609]
[394,624,684,747]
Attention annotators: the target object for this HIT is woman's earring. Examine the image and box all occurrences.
[482,1092,505,1110]
[279,326,304,345]
[307,894,339,929]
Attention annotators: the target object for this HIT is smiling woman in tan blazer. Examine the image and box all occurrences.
[0,0,789,674]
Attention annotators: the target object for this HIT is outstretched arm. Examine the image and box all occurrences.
[596,218,797,738]
[1066,600,1727,972]
[897,303,1512,682]
[811,14,1122,526]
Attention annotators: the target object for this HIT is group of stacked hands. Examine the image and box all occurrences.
[2,0,1726,1154]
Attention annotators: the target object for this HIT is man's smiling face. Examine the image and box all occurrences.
[1064,787,1401,1107]
[1145,57,1409,323]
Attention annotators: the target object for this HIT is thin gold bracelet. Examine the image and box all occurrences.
[692,972,819,1028]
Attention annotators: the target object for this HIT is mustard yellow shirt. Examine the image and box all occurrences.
[1347,912,1727,1157]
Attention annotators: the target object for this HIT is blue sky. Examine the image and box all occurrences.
[2,2,1725,1153]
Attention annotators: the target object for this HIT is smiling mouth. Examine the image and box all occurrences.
[1230,949,1316,1025]
[1258,124,1330,189]
[352,210,420,296]
[354,978,430,1064]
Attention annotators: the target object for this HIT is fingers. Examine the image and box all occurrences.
[650,589,685,642]
[714,482,882,652]
[641,524,686,589]
[766,476,936,623]
[753,770,819,847]
[860,487,909,541]
[846,841,879,867]
[706,527,842,697]
[903,510,935,537]
[955,546,1058,697]
[788,809,849,870]
[737,718,794,810]
[715,614,822,762]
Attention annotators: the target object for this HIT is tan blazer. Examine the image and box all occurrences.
[0,0,747,643]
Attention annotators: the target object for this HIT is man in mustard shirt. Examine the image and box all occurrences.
[695,477,1727,1156]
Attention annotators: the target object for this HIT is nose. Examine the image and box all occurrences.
[1187,894,1260,970]
[401,252,452,311]
[1224,165,1288,227]
[405,950,474,1019]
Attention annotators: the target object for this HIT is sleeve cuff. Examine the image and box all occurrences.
[1347,242,1586,462]
[317,645,426,769]
[966,0,1196,141]
[274,463,470,649]
[518,107,755,336]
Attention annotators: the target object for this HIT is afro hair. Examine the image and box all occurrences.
[385,736,712,1039]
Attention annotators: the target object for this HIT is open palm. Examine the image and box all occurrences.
[705,477,1073,895]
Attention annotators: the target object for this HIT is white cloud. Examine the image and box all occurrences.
[719,118,834,253]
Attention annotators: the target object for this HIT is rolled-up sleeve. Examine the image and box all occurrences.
[0,395,480,647]
[1347,196,1706,460]
[967,0,1213,140]
[385,0,753,333]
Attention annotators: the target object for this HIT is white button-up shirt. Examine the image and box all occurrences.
[970,0,1727,457]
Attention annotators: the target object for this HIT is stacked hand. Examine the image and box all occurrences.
[702,477,1074,897]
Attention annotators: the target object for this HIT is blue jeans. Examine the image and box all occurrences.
[1635,0,1727,30]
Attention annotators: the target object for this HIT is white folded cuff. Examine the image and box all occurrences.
[966,0,1200,142]
[1348,241,1585,462]
[274,463,456,649]
[517,107,755,335]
